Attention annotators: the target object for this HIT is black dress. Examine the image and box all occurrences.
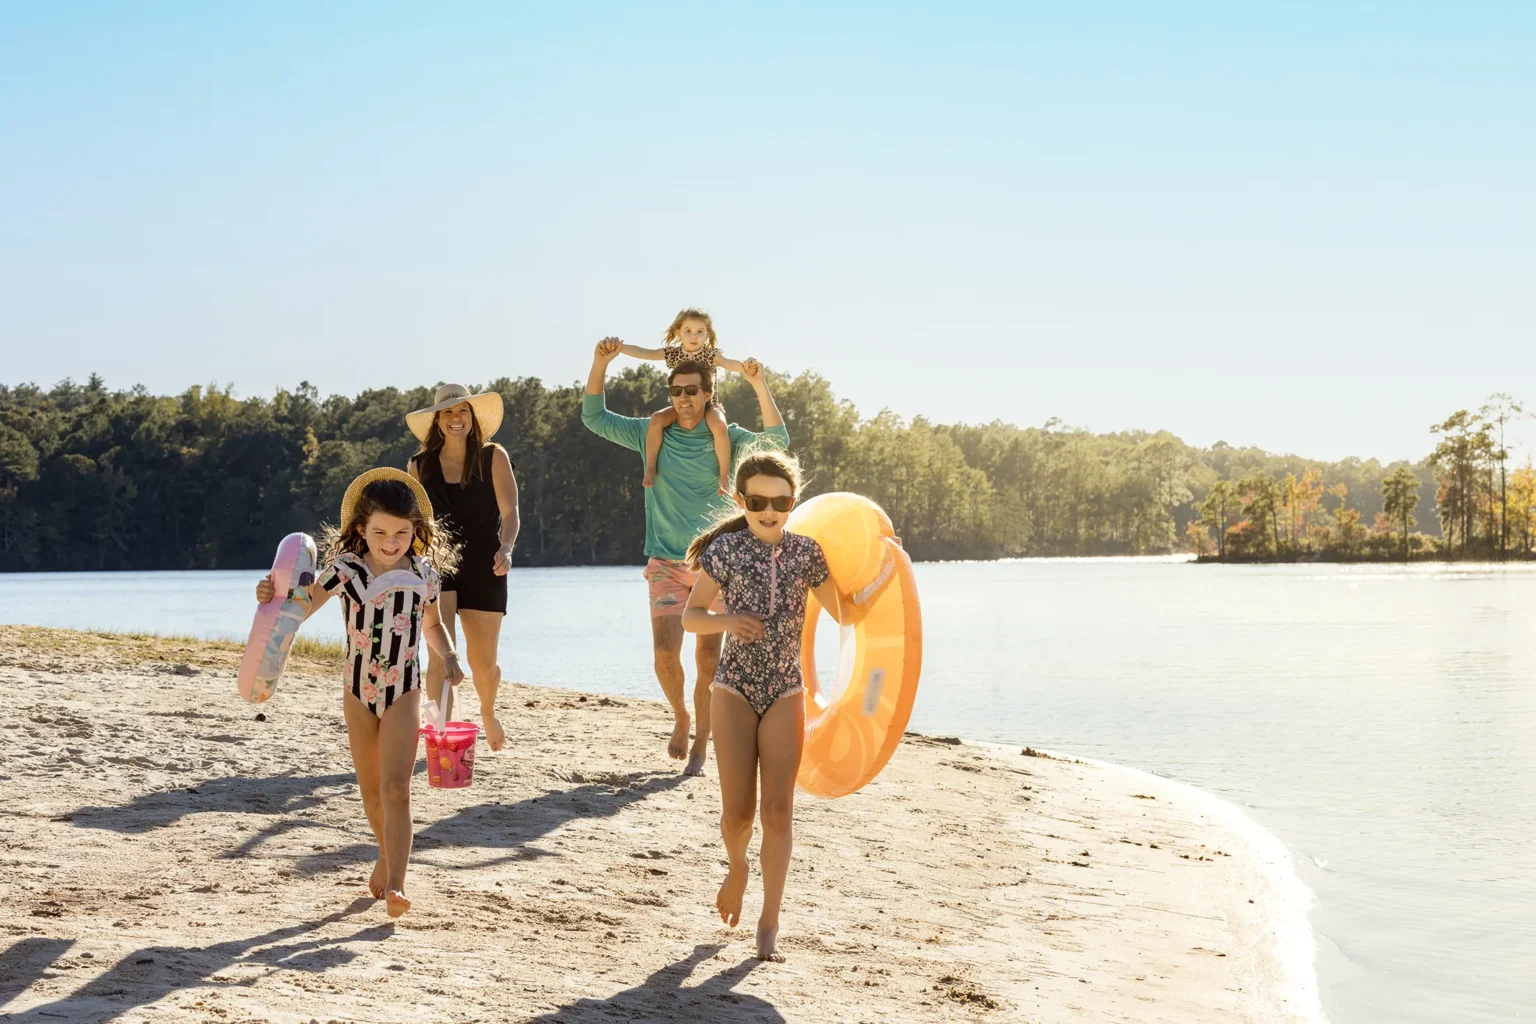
[412,445,510,614]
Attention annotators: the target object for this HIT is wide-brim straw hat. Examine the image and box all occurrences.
[406,384,504,442]
[340,468,434,550]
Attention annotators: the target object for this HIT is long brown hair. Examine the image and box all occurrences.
[411,407,493,488]
[685,448,802,570]
[321,479,461,575]
[663,307,718,349]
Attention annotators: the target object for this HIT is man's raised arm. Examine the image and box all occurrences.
[581,338,647,452]
[726,358,789,451]
[586,338,622,396]
[744,358,784,431]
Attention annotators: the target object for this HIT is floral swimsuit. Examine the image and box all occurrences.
[698,529,829,716]
[317,551,441,718]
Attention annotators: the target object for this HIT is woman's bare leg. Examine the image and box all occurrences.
[457,608,506,751]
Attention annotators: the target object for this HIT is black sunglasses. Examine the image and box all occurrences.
[741,494,796,513]
[667,384,710,397]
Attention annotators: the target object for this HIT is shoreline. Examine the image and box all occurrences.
[972,741,1326,1024]
[4,625,1318,1022]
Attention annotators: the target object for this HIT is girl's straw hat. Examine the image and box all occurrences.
[340,468,434,535]
[406,384,504,442]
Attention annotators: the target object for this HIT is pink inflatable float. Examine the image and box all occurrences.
[238,533,318,704]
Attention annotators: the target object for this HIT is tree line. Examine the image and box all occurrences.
[0,371,1527,571]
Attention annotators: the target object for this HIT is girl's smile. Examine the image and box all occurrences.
[364,511,416,568]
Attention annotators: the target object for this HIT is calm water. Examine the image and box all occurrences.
[3,560,1533,1023]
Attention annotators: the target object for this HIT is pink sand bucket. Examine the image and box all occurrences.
[422,720,479,789]
[420,685,479,789]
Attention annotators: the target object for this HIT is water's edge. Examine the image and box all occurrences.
[968,738,1328,1024]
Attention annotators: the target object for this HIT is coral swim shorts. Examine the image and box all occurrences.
[644,558,724,619]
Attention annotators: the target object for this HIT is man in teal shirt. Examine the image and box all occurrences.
[583,338,789,775]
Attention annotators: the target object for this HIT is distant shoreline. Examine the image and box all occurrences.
[1195,552,1536,565]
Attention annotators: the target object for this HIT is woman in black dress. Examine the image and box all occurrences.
[406,384,520,750]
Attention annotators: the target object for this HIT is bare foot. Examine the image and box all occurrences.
[483,713,506,752]
[643,470,656,488]
[718,478,731,496]
[755,924,785,962]
[368,858,386,900]
[683,741,707,777]
[716,863,748,928]
[668,714,690,761]
[386,889,412,919]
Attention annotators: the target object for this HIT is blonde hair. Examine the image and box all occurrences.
[320,479,460,576]
[663,308,718,349]
[685,448,802,570]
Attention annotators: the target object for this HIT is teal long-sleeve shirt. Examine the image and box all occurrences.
[581,393,790,561]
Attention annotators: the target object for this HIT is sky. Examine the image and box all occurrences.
[2,2,1532,463]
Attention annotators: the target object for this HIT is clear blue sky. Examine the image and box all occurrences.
[2,2,1532,463]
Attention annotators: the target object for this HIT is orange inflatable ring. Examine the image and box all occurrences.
[791,492,923,798]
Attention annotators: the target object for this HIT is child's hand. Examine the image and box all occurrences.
[725,613,766,642]
[741,358,763,384]
[443,651,466,687]
[595,338,623,363]
[255,575,276,603]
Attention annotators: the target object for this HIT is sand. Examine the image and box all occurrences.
[0,625,1316,1023]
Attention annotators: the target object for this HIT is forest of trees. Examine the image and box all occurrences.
[0,371,1529,571]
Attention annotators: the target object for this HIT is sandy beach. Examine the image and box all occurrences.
[0,625,1317,1023]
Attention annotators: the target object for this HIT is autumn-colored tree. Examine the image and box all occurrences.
[1335,506,1363,554]
[1508,463,1536,555]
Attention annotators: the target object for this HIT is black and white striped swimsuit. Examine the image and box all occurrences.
[317,551,442,718]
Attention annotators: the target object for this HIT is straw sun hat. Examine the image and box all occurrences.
[339,468,434,548]
[405,384,504,442]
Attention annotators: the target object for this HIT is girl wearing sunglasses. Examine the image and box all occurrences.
[682,449,849,962]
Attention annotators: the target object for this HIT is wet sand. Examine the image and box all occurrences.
[0,625,1315,1022]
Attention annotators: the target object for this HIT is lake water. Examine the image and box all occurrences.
[2,559,1533,1023]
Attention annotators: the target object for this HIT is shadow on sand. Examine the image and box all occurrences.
[0,901,389,1023]
[62,767,689,875]
[527,943,783,1023]
[64,771,357,834]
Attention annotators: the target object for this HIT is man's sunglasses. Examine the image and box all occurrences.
[740,494,796,513]
[667,384,711,397]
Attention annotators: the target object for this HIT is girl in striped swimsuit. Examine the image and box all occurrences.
[255,468,463,919]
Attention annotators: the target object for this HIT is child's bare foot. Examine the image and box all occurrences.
[716,862,748,927]
[668,714,689,761]
[483,713,505,752]
[684,740,707,777]
[643,469,656,488]
[386,889,412,918]
[368,858,387,900]
[755,924,785,962]
[718,478,731,496]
